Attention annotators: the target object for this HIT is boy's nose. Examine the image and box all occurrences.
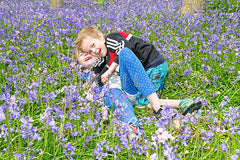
[92,48,96,54]
[90,49,98,56]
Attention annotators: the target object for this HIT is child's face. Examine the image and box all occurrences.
[80,34,107,58]
[76,52,96,69]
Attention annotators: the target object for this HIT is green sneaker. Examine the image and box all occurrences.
[180,98,202,115]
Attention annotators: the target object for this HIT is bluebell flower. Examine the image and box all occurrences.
[86,136,92,143]
[231,154,238,160]
[220,96,230,108]
[14,153,25,160]
[0,124,8,142]
[163,143,176,160]
[64,123,76,131]
[220,143,229,152]
[63,143,76,159]
[236,149,240,154]
[71,131,79,137]
[0,108,6,122]
[94,141,108,159]
[184,68,192,77]
[87,119,95,129]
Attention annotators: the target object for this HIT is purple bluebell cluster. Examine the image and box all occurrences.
[0,0,239,159]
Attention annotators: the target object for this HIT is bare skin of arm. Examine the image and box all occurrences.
[101,62,118,84]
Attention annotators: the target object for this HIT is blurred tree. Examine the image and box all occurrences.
[181,0,206,14]
[51,0,63,9]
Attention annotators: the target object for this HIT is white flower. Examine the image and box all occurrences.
[150,153,158,160]
[152,127,175,144]
[102,106,108,120]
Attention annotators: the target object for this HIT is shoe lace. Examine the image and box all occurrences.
[127,117,140,134]
[127,117,137,126]
[180,99,193,108]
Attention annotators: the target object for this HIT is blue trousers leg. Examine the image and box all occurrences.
[119,47,155,98]
[104,88,140,127]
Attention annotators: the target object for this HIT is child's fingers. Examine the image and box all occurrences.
[101,76,107,84]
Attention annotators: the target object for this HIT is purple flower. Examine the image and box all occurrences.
[0,108,6,122]
[71,131,79,137]
[202,64,207,71]
[14,153,25,160]
[63,143,75,159]
[30,82,39,90]
[0,124,8,142]
[220,143,229,152]
[49,92,57,100]
[49,125,60,134]
[220,96,230,108]
[32,133,42,141]
[184,68,192,77]
[68,111,80,120]
[0,91,11,102]
[205,131,214,143]
[87,119,95,129]
[86,136,92,143]
[94,141,108,159]
[236,149,240,154]
[202,98,208,107]
[229,125,239,135]
[231,154,238,160]
[163,143,177,160]
[64,123,76,131]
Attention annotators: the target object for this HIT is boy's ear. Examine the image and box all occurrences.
[97,32,104,39]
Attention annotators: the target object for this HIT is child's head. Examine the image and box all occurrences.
[74,49,96,69]
[74,26,107,61]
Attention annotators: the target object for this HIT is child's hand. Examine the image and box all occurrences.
[101,71,111,84]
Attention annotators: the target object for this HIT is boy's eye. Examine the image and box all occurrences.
[88,50,92,54]
[92,43,95,47]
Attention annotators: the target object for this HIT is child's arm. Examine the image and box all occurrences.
[101,62,118,84]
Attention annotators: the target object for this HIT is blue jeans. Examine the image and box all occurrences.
[118,47,167,106]
[119,47,156,98]
[104,88,140,127]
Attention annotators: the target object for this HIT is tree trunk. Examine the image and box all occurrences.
[51,0,63,9]
[181,0,206,14]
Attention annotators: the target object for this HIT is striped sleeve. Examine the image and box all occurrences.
[106,33,135,64]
